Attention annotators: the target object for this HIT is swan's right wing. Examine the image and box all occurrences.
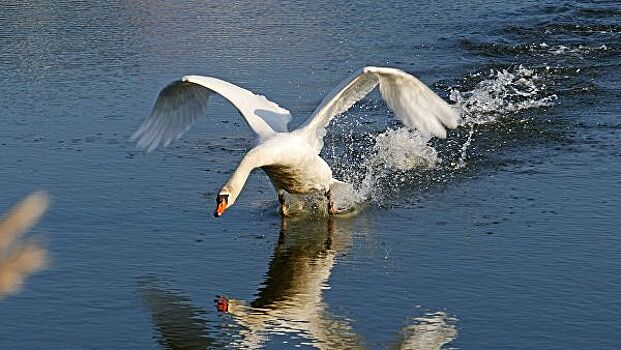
[131,75,292,152]
[300,66,459,153]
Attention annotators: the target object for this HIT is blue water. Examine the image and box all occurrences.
[1,1,620,349]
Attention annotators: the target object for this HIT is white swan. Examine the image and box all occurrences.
[132,66,459,217]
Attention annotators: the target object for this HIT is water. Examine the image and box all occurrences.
[1,1,620,348]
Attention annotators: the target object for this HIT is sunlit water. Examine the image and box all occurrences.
[1,1,620,349]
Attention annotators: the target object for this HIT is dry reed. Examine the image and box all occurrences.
[0,192,49,298]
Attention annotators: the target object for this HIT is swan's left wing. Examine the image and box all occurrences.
[299,66,459,152]
[132,75,292,152]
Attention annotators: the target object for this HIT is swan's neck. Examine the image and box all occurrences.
[222,149,265,204]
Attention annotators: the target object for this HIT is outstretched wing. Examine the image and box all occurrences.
[132,75,292,152]
[299,66,459,152]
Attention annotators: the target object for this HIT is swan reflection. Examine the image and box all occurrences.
[219,216,360,349]
[139,217,457,349]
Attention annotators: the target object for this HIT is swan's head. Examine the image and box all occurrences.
[214,187,235,217]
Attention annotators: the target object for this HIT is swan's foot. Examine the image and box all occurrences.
[331,206,356,215]
[278,191,290,217]
[326,190,338,215]
[326,189,355,215]
[329,206,355,215]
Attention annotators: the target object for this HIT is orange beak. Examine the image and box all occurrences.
[214,198,227,217]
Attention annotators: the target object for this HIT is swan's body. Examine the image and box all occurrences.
[225,133,333,196]
[132,67,460,216]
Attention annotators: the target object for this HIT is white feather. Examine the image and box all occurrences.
[300,66,460,152]
[131,75,291,152]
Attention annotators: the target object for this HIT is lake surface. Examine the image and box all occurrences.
[1,1,620,349]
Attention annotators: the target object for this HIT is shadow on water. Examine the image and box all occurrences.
[138,216,457,349]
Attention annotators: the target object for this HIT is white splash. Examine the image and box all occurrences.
[397,312,458,350]
[452,124,475,170]
[545,43,608,56]
[450,65,558,123]
[356,127,437,200]
[329,65,559,209]
[534,42,609,56]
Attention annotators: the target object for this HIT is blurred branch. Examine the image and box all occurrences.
[0,192,49,298]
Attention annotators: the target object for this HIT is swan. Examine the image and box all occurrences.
[131,66,459,217]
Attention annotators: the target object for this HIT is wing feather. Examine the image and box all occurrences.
[300,66,460,152]
[132,76,292,152]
